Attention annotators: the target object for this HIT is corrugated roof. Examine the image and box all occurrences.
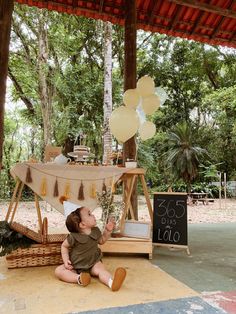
[15,0,236,49]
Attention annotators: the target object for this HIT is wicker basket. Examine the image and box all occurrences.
[6,218,67,269]
[10,218,67,244]
[6,243,63,269]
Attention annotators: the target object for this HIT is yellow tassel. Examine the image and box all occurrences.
[111,177,116,193]
[25,166,32,183]
[53,179,59,197]
[40,177,47,196]
[78,181,85,200]
[90,182,97,199]
[64,182,70,199]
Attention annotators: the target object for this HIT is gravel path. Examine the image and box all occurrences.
[1,197,236,231]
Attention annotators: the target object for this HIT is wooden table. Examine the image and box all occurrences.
[189,192,209,205]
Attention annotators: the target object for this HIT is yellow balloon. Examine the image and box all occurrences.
[123,89,140,109]
[139,121,156,141]
[142,94,160,115]
[109,106,139,143]
[137,76,155,97]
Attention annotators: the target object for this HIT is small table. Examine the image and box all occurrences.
[189,192,209,205]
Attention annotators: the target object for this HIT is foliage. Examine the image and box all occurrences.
[0,221,36,256]
[164,122,208,192]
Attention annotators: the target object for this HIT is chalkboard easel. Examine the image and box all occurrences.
[152,192,190,255]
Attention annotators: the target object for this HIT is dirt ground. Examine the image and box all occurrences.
[1,197,236,231]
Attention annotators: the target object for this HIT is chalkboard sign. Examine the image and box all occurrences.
[153,192,188,246]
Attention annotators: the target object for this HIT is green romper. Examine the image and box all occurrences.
[67,227,102,273]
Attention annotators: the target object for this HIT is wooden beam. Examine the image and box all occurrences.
[210,0,234,38]
[99,0,104,13]
[169,4,182,30]
[169,0,236,19]
[148,1,163,24]
[0,0,14,170]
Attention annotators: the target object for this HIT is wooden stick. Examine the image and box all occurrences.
[153,243,190,255]
[140,174,153,223]
[5,178,21,221]
[34,193,43,233]
[9,182,24,223]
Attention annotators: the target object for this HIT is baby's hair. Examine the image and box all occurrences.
[66,207,85,233]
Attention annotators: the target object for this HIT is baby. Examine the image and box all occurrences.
[55,206,126,291]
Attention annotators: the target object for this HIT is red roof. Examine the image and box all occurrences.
[15,0,236,49]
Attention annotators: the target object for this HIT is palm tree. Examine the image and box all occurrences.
[165,122,207,193]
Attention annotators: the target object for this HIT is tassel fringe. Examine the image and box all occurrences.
[90,182,97,199]
[26,166,32,183]
[40,177,47,196]
[102,180,107,193]
[64,182,70,198]
[78,181,85,200]
[53,179,59,197]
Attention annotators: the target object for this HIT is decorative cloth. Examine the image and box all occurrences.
[10,163,130,214]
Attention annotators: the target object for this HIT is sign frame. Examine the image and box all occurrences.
[152,192,190,255]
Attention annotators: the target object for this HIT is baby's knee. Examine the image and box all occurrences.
[54,265,63,278]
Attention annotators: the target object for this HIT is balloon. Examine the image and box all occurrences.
[123,89,140,109]
[139,121,156,141]
[137,76,155,97]
[109,106,139,143]
[155,87,168,106]
[142,94,160,115]
[136,104,146,124]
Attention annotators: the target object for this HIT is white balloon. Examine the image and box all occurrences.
[137,76,155,97]
[142,94,160,115]
[139,121,156,141]
[155,87,168,106]
[109,106,139,143]
[123,89,140,109]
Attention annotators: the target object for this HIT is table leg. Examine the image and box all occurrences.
[140,174,153,223]
[5,178,21,222]
[9,181,24,223]
[120,175,136,231]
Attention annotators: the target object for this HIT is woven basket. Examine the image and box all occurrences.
[6,217,67,269]
[6,243,63,269]
[10,222,42,243]
[10,218,67,244]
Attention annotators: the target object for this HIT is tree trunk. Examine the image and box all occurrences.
[102,21,113,165]
[38,11,53,148]
[0,0,14,170]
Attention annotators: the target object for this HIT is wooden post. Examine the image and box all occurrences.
[0,0,14,170]
[123,0,138,218]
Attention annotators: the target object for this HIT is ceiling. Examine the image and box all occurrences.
[15,0,236,49]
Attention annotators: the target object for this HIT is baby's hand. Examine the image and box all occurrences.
[105,217,115,232]
[64,259,73,270]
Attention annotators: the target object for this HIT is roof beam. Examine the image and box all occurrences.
[99,0,104,13]
[168,0,236,19]
[148,1,163,24]
[210,0,234,38]
[169,4,182,29]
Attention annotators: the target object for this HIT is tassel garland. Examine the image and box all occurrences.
[40,177,47,196]
[102,180,107,193]
[64,182,71,198]
[25,166,32,183]
[90,182,97,199]
[78,181,85,200]
[53,179,59,197]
